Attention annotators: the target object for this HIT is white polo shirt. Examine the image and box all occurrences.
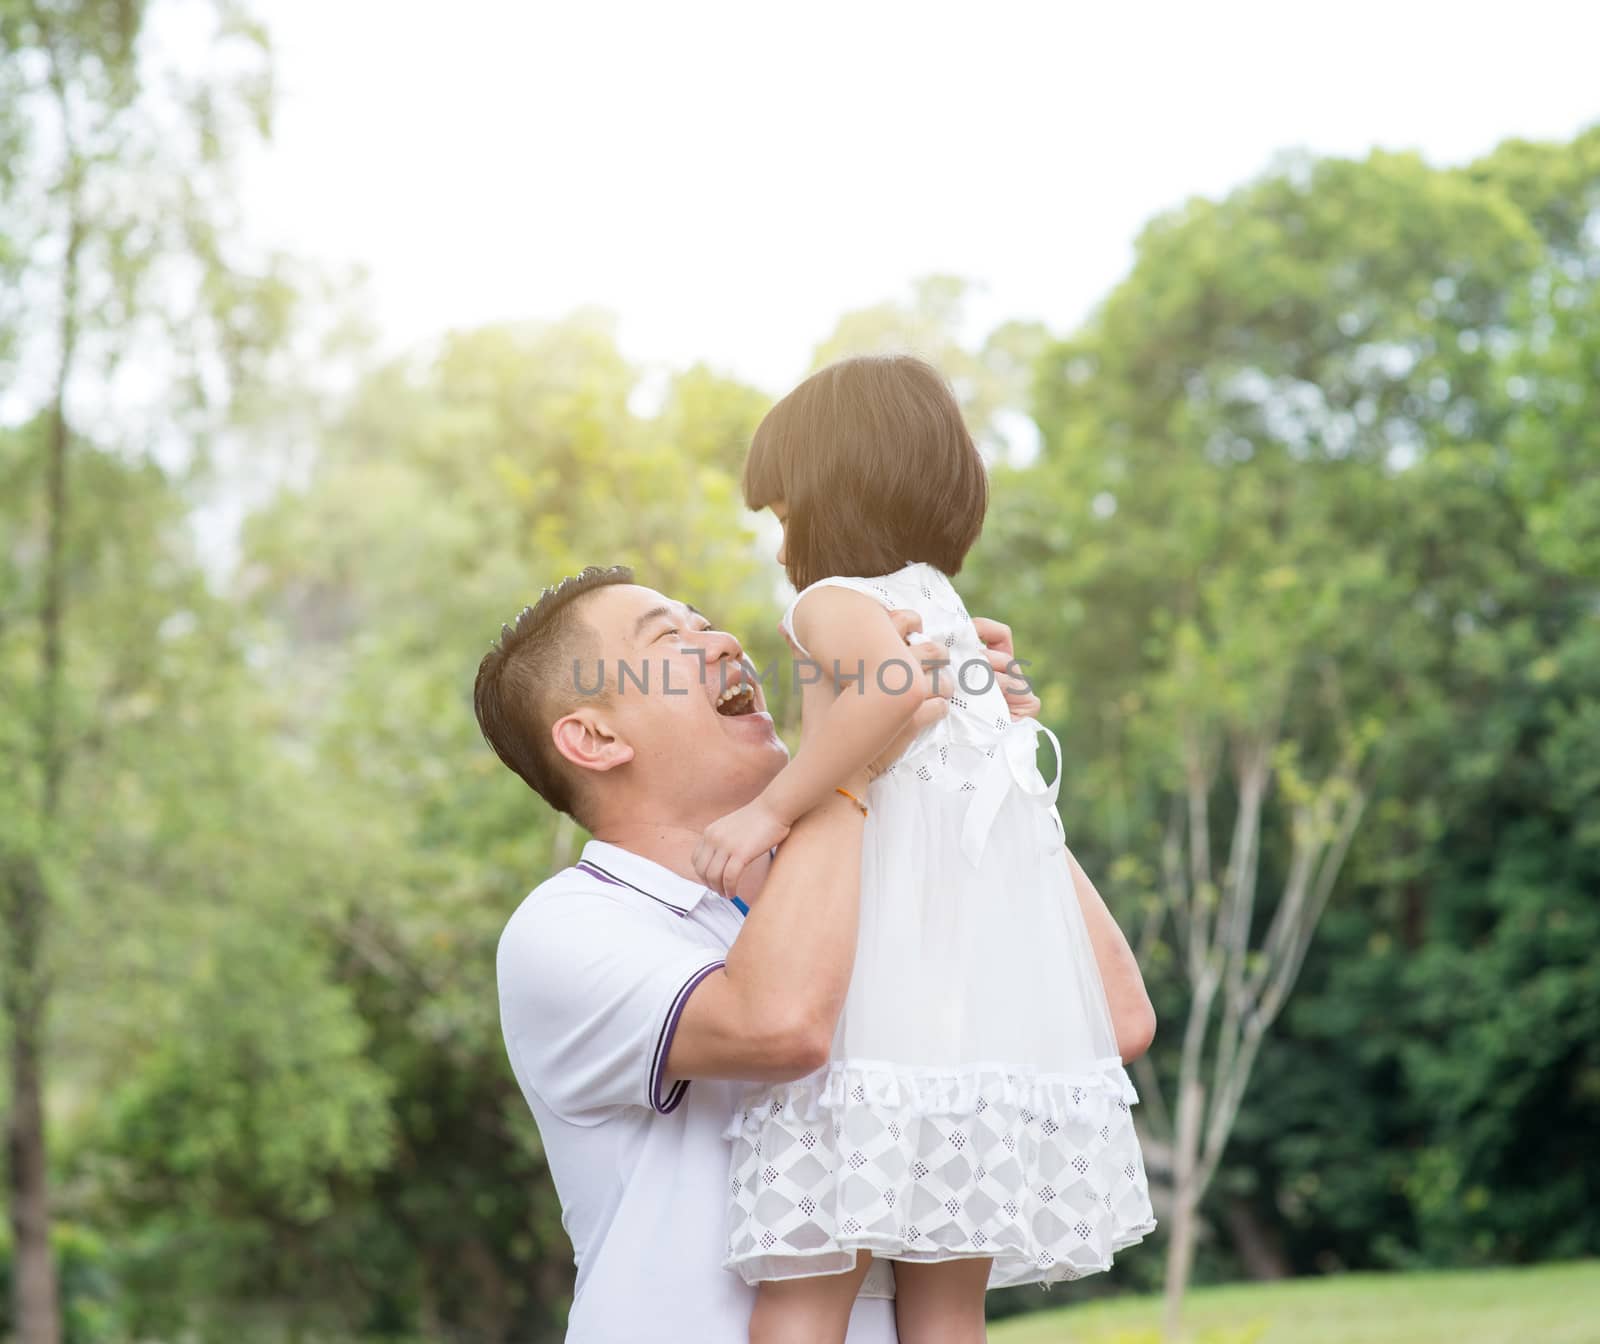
[498,838,897,1344]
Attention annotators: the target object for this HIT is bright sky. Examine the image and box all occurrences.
[242,0,1600,395]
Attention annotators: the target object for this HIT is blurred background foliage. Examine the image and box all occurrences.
[1,1,1597,1341]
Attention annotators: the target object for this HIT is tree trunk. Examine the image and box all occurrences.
[548,813,579,872]
[1223,1193,1291,1280]
[1162,1073,1204,1342]
[460,1236,514,1344]
[4,856,60,1344]
[1401,879,1427,950]
[5,171,81,1344]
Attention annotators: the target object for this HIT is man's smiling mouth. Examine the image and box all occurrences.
[714,683,758,717]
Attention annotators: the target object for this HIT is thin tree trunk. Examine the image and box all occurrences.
[5,143,83,1344]
[1162,1073,1204,1342]
[1223,1193,1291,1280]
[1155,697,1367,1339]
[548,812,580,873]
[461,1236,514,1344]
[1401,879,1427,950]
[4,854,59,1344]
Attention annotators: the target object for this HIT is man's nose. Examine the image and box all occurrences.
[689,630,742,687]
[702,629,744,665]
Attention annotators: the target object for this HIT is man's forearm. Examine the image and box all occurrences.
[667,785,868,1083]
[725,786,866,1054]
[1067,848,1157,1062]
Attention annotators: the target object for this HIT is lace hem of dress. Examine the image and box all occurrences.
[723,1058,1157,1290]
[722,1057,1137,1138]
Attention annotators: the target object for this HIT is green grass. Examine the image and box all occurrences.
[989,1259,1600,1344]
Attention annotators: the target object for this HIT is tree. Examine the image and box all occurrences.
[1240,129,1600,1277]
[972,146,1557,1336]
[0,2,286,1337]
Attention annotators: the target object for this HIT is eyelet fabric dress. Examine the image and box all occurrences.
[722,561,1157,1293]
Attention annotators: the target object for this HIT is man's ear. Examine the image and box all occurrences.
[551,707,635,775]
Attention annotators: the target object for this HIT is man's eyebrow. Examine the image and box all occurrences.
[632,605,673,637]
[631,603,711,637]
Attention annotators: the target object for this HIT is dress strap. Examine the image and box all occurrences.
[959,717,1066,869]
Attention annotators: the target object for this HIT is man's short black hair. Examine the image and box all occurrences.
[473,564,635,825]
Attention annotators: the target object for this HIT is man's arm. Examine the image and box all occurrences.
[669,793,1158,1082]
[666,780,870,1083]
[1067,848,1158,1062]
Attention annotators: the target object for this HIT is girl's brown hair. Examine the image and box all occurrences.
[742,354,988,592]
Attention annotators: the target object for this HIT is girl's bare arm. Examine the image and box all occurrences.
[761,587,926,823]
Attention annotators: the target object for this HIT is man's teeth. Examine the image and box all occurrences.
[716,684,753,709]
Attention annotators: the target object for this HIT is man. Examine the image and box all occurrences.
[474,565,1156,1343]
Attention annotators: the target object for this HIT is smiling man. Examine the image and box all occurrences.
[473,565,1155,1343]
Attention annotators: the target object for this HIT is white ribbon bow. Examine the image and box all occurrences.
[958,716,1066,870]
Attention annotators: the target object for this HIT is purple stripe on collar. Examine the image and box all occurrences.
[650,959,725,1114]
[576,860,692,916]
[575,861,627,888]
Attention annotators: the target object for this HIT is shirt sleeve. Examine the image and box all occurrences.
[497,889,726,1123]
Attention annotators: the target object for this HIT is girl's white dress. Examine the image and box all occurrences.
[723,561,1157,1293]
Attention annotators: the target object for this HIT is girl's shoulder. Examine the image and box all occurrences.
[779,575,893,659]
[779,563,962,658]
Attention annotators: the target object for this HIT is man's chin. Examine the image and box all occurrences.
[715,709,790,781]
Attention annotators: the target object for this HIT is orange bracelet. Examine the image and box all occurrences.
[835,786,869,817]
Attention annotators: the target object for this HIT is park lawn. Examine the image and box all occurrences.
[988,1258,1600,1344]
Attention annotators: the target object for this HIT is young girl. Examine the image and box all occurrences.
[692,355,1156,1343]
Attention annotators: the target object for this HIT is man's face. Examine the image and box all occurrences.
[568,583,789,823]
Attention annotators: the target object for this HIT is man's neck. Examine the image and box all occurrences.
[587,819,707,887]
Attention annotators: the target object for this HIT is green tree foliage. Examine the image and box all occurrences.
[1239,131,1600,1276]
[0,2,357,1340]
[967,134,1600,1313]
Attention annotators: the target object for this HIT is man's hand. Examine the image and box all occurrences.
[693,796,792,899]
[973,616,1040,721]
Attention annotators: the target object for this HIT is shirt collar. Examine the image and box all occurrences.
[575,839,712,915]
